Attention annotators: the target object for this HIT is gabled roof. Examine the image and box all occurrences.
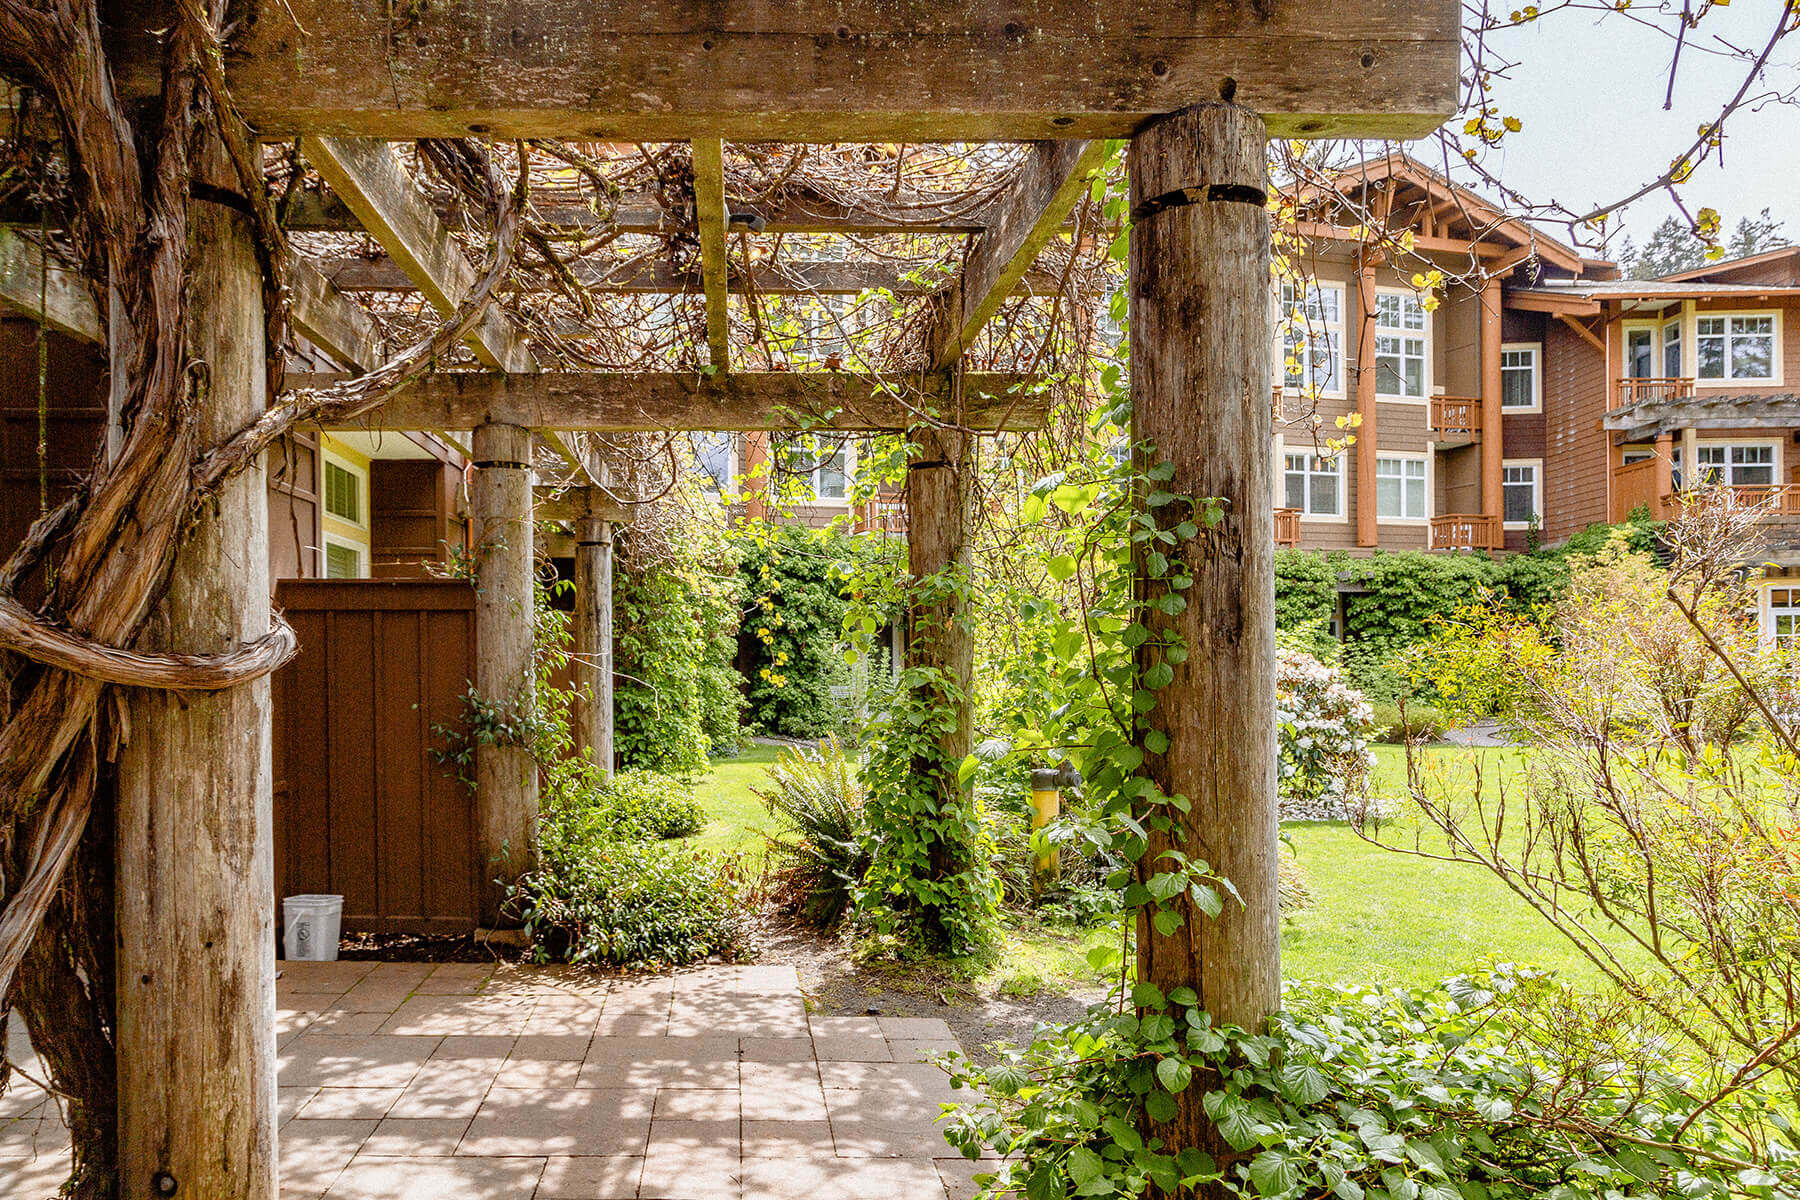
[1296,152,1591,275]
[1658,245,1800,286]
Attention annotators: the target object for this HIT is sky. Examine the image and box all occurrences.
[1447,1,1799,256]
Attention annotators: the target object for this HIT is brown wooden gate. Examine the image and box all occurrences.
[273,578,479,933]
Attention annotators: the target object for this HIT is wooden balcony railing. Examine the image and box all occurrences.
[1665,484,1800,519]
[1428,513,1502,551]
[1614,377,1694,409]
[1274,507,1302,547]
[1428,395,1481,440]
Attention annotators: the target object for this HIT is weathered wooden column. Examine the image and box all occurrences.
[471,420,538,926]
[902,418,977,943]
[1129,101,1277,1161]
[573,495,614,776]
[1479,275,1505,545]
[116,143,277,1200]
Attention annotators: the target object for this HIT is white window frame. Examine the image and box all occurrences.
[1374,454,1430,523]
[781,436,853,506]
[1694,310,1781,385]
[322,535,365,580]
[689,432,737,498]
[1501,458,1543,530]
[1282,451,1345,521]
[1621,321,1661,381]
[1498,342,1542,413]
[321,448,368,530]
[1373,288,1430,402]
[1661,318,1683,379]
[1276,280,1346,399]
[1690,439,1781,488]
[1763,583,1800,648]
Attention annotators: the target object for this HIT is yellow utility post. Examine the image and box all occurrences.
[1030,764,1078,891]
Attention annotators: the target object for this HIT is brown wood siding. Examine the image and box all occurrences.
[269,431,321,583]
[273,579,478,934]
[371,458,459,577]
[1541,316,1609,542]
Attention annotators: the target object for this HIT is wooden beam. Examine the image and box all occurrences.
[1507,290,1601,316]
[295,370,1043,432]
[314,255,1027,297]
[0,228,387,378]
[533,489,632,523]
[0,227,100,341]
[690,139,730,370]
[109,0,1461,142]
[302,136,536,374]
[1558,312,1607,353]
[930,140,1108,369]
[289,259,385,372]
[280,188,995,237]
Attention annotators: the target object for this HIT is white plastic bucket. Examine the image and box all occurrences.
[282,894,344,962]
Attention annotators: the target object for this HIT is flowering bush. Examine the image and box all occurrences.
[1276,648,1375,820]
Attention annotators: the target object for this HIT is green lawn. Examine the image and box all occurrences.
[689,740,1608,994]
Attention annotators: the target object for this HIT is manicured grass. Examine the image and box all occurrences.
[689,740,1609,994]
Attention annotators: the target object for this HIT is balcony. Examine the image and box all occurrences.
[1428,513,1501,551]
[1274,507,1301,547]
[1613,377,1694,410]
[1427,395,1482,442]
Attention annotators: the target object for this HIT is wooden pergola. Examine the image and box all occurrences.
[2,2,1458,1193]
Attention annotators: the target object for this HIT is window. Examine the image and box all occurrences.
[689,433,735,496]
[1278,282,1344,395]
[1662,320,1683,378]
[1374,291,1428,398]
[1694,443,1777,487]
[1621,447,1655,466]
[1499,344,1540,411]
[1624,326,1656,380]
[1502,460,1541,527]
[1767,586,1800,648]
[1375,456,1427,520]
[324,541,362,579]
[324,460,361,524]
[1696,314,1776,381]
[1283,452,1342,517]
[781,437,850,503]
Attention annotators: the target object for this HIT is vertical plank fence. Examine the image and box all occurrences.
[273,578,480,934]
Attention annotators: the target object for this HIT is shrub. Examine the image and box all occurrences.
[511,837,753,968]
[755,737,871,929]
[943,967,1794,1200]
[1276,648,1375,820]
[591,769,707,840]
[1365,700,1447,744]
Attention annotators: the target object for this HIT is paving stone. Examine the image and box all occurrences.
[594,1011,666,1037]
[0,1114,53,1160]
[819,1061,959,1103]
[810,1034,892,1063]
[889,1038,964,1063]
[0,1080,46,1119]
[938,1155,1001,1200]
[278,1085,319,1127]
[739,1061,825,1122]
[580,1036,740,1089]
[877,1017,956,1041]
[0,1151,72,1200]
[387,1060,500,1119]
[536,1154,646,1199]
[459,1088,651,1157]
[322,1154,546,1199]
[280,961,377,994]
[739,1037,814,1062]
[521,998,602,1037]
[671,964,739,993]
[669,993,808,1037]
[413,964,496,995]
[295,1087,404,1121]
[304,1009,392,1037]
[735,964,802,994]
[277,1005,327,1047]
[360,1116,472,1157]
[279,1118,380,1197]
[808,1015,882,1038]
[378,994,535,1037]
[740,1119,836,1159]
[281,1035,437,1089]
[640,1118,742,1199]
[427,1035,518,1062]
[653,1087,740,1120]
[826,1116,955,1160]
[741,1154,945,1200]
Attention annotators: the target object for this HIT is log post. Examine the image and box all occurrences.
[115,144,277,1200]
[471,420,538,926]
[1479,275,1504,546]
[902,418,977,944]
[573,499,614,776]
[1129,101,1278,1165]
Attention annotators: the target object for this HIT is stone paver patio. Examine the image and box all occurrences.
[1,961,991,1199]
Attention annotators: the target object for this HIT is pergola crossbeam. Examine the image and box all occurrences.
[690,139,731,370]
[301,135,537,374]
[929,140,1108,369]
[294,370,1043,432]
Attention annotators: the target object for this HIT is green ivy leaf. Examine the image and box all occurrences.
[1068,1146,1104,1185]
[1280,1061,1329,1106]
[1248,1150,1298,1197]
[1156,1056,1194,1094]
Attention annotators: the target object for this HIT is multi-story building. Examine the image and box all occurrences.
[1276,155,1800,641]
